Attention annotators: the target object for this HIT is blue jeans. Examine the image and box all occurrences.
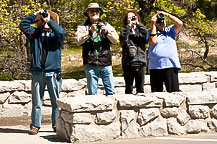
[30,72,62,130]
[84,65,115,95]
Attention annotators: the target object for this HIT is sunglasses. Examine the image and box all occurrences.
[90,9,100,14]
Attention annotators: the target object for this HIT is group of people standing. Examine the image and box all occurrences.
[19,2,183,135]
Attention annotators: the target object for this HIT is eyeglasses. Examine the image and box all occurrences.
[90,9,100,14]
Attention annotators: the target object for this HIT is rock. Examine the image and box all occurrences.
[120,110,140,139]
[56,95,115,112]
[188,105,209,119]
[202,83,216,91]
[144,85,151,93]
[61,79,85,92]
[139,116,168,137]
[8,91,31,104]
[95,110,117,125]
[164,92,185,107]
[56,117,70,141]
[0,81,25,92]
[66,91,86,97]
[167,118,185,135]
[208,118,217,132]
[206,71,217,82]
[23,103,32,116]
[179,72,207,84]
[43,91,67,106]
[114,94,163,108]
[186,120,209,134]
[137,108,160,126]
[69,123,120,142]
[211,104,217,119]
[99,122,120,140]
[15,80,31,91]
[177,109,191,126]
[113,77,125,87]
[186,90,217,104]
[61,111,92,124]
[161,107,179,118]
[0,103,24,117]
[0,92,10,104]
[180,85,202,92]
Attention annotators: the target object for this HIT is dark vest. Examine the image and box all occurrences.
[82,19,112,66]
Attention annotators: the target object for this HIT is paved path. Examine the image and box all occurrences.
[0,125,66,144]
[1,124,217,144]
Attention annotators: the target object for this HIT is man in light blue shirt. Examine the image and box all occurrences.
[146,11,183,92]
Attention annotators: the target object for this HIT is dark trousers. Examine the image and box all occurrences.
[150,68,179,92]
[123,64,145,94]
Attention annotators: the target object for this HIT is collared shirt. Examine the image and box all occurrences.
[146,25,181,70]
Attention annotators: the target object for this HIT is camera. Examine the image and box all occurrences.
[131,16,136,21]
[156,13,164,23]
[40,10,48,18]
[97,23,102,30]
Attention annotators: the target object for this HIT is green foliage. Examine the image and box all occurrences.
[0,0,217,80]
[191,9,215,37]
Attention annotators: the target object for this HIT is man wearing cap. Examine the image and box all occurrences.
[19,10,66,134]
[75,3,118,95]
[146,11,183,92]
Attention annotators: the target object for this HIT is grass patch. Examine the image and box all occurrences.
[62,64,123,80]
[62,65,85,80]
[112,64,123,77]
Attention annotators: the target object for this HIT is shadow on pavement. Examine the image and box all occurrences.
[41,135,68,143]
[0,127,53,134]
[0,128,29,134]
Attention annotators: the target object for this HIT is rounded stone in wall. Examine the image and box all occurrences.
[188,105,209,119]
[211,104,217,119]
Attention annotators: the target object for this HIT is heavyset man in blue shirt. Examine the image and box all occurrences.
[146,12,183,92]
[19,10,66,135]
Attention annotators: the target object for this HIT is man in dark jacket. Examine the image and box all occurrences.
[119,10,147,94]
[75,3,119,96]
[19,10,66,135]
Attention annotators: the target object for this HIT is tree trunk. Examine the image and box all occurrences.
[203,38,209,59]
[136,0,155,26]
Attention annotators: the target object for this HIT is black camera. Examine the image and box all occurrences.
[131,16,136,21]
[97,23,102,29]
[41,10,48,18]
[156,13,165,23]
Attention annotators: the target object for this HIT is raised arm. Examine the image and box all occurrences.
[147,13,158,45]
[19,13,38,39]
[75,23,90,46]
[160,11,183,34]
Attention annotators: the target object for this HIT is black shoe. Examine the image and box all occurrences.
[53,127,56,132]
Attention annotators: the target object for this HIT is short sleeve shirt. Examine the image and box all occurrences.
[146,25,181,70]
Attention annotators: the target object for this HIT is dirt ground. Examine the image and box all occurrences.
[0,115,69,144]
[0,115,51,127]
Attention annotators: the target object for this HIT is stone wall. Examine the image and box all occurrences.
[1,72,217,142]
[0,72,217,118]
[56,91,217,143]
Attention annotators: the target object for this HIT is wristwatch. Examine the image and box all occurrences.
[150,33,157,36]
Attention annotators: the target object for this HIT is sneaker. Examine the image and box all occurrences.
[29,128,38,135]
